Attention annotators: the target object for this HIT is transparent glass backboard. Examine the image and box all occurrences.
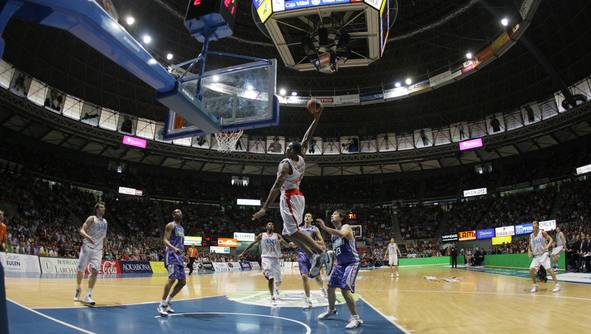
[163,59,279,140]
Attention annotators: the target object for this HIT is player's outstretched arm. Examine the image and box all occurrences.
[240,234,262,258]
[316,218,351,239]
[252,162,290,220]
[301,108,322,155]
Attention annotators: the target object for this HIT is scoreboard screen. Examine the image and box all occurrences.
[185,0,238,31]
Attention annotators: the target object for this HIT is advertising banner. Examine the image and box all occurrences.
[458,230,477,241]
[150,261,167,274]
[515,223,533,235]
[39,257,78,274]
[495,226,515,237]
[234,232,256,242]
[539,219,557,232]
[85,260,121,275]
[239,261,252,271]
[477,229,495,240]
[441,234,458,242]
[228,262,241,272]
[0,253,41,274]
[213,262,230,272]
[218,238,238,248]
[492,236,512,245]
[198,261,215,274]
[250,261,261,270]
[119,261,153,274]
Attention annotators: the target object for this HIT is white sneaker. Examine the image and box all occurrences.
[303,298,312,309]
[530,285,537,293]
[345,317,363,329]
[82,295,96,306]
[552,284,561,293]
[166,303,175,313]
[317,308,337,320]
[157,304,169,316]
[271,296,278,307]
[73,288,81,302]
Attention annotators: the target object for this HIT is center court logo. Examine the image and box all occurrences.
[227,290,356,308]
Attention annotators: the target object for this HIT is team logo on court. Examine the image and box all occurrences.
[227,290,358,308]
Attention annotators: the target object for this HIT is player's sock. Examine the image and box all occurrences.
[161,299,167,306]
[165,296,171,304]
[87,288,93,296]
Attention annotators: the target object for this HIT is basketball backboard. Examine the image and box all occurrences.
[162,58,280,140]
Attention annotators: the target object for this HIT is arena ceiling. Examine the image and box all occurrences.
[1,0,590,137]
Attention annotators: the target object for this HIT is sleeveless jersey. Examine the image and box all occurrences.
[280,155,305,192]
[388,243,397,257]
[297,225,316,255]
[166,222,185,253]
[530,230,546,256]
[332,226,359,264]
[556,232,565,247]
[83,216,108,251]
[261,232,282,258]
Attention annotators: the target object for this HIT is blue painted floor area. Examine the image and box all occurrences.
[8,296,405,334]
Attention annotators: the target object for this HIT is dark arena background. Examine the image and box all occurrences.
[0,0,590,333]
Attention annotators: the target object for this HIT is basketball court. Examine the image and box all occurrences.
[5,265,591,333]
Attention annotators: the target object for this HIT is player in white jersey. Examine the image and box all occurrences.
[252,102,334,279]
[296,213,327,309]
[551,226,566,272]
[240,222,288,306]
[528,221,560,293]
[384,238,401,278]
[74,201,108,305]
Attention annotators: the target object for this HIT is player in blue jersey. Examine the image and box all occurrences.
[158,209,186,316]
[316,210,363,329]
[296,213,327,309]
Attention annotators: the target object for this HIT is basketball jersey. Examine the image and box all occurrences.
[556,232,564,247]
[388,243,397,257]
[530,231,546,256]
[261,232,282,258]
[332,226,359,264]
[297,225,316,255]
[83,216,107,251]
[167,222,185,253]
[280,155,305,192]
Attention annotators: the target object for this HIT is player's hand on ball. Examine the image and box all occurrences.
[252,208,266,220]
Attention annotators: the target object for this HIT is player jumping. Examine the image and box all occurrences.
[158,209,186,316]
[316,210,363,329]
[252,101,334,278]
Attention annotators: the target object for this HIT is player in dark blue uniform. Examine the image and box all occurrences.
[158,209,186,316]
[316,210,363,329]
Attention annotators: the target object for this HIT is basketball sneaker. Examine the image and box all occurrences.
[345,316,364,329]
[552,284,561,293]
[271,296,278,307]
[73,288,81,302]
[317,308,337,320]
[303,298,312,309]
[530,285,538,293]
[157,304,169,316]
[165,303,175,313]
[82,295,96,306]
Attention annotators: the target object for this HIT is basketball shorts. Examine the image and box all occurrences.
[529,252,551,270]
[279,190,305,236]
[77,244,102,272]
[262,257,282,283]
[389,255,399,266]
[328,262,360,293]
[551,246,563,256]
[296,252,312,276]
[164,251,186,280]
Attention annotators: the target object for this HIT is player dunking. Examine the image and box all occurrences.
[158,209,186,316]
[297,213,328,309]
[385,238,401,278]
[551,226,566,272]
[75,202,108,306]
[252,101,334,278]
[528,221,560,293]
[240,222,288,306]
[316,210,363,329]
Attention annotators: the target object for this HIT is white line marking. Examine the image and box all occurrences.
[358,296,412,334]
[34,295,226,310]
[7,298,96,334]
[154,311,311,334]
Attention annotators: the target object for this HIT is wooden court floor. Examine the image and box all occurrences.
[6,265,591,333]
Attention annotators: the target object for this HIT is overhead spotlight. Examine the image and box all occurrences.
[147,58,157,65]
[125,16,135,26]
[500,17,509,27]
[142,34,152,44]
[465,52,473,59]
[212,75,220,82]
[279,88,287,95]
[405,78,412,85]
[291,91,297,96]
[395,82,401,88]
[246,84,254,91]
[166,53,174,60]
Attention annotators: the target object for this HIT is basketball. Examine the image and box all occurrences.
[307,99,323,114]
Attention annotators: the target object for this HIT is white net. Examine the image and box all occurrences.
[214,130,243,153]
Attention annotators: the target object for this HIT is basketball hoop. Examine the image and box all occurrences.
[214,130,243,153]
